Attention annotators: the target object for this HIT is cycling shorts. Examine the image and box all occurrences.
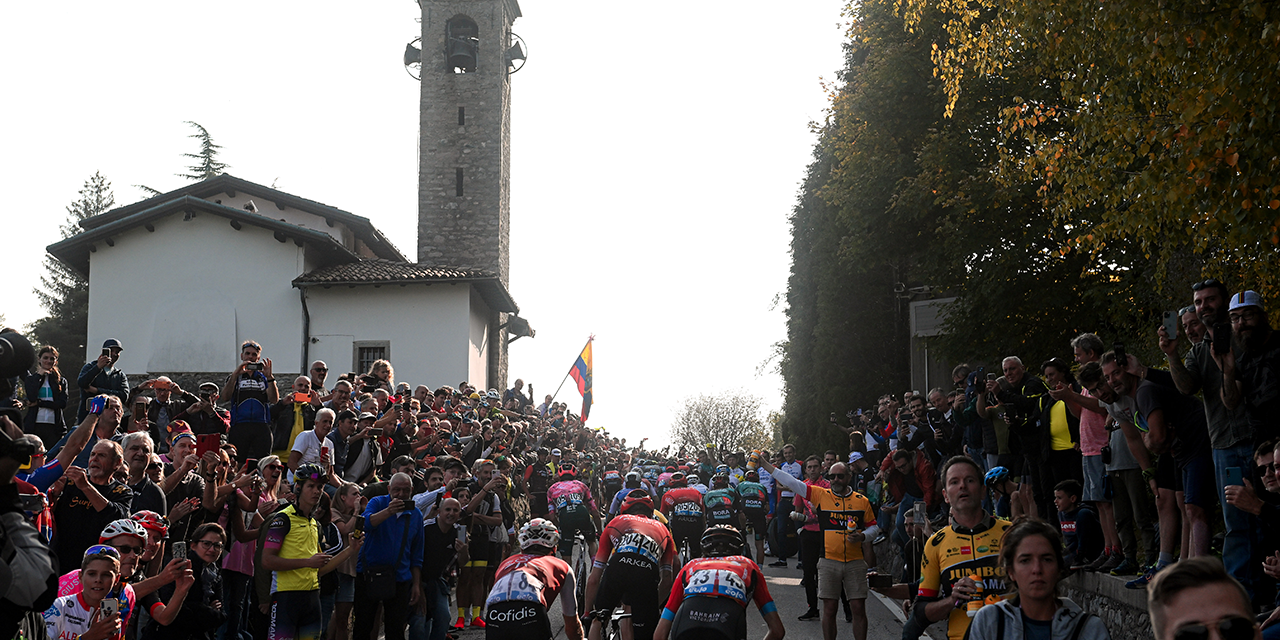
[485,600,551,640]
[270,590,322,640]
[556,516,597,557]
[596,555,662,640]
[668,595,747,640]
[743,511,767,540]
[530,493,550,517]
[670,518,705,561]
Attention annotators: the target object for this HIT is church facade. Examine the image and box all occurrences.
[47,0,527,391]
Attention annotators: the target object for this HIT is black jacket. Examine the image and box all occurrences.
[22,371,68,431]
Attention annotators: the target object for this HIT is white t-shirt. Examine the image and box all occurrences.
[289,430,335,482]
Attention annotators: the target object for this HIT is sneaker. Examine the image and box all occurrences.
[795,563,803,570]
[798,609,820,621]
[872,534,887,545]
[454,617,465,629]
[1109,557,1140,576]
[768,560,788,567]
[471,617,486,628]
[1125,565,1157,589]
[1082,551,1113,572]
[1099,552,1125,573]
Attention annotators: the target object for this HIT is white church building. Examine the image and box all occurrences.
[48,0,530,390]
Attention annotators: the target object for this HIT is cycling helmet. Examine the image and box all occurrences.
[557,462,577,480]
[711,473,730,487]
[518,518,561,551]
[620,489,654,515]
[486,389,501,401]
[99,519,147,544]
[295,463,327,484]
[130,511,169,538]
[715,464,730,475]
[745,470,760,482]
[669,472,687,487]
[700,525,743,557]
[984,466,1010,487]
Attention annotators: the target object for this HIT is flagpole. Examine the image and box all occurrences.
[550,335,593,405]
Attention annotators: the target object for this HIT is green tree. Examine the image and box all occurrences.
[30,172,116,408]
[178,121,229,180]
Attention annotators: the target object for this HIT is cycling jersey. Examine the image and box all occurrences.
[547,480,596,522]
[602,470,623,496]
[661,556,776,619]
[917,515,1012,640]
[735,482,767,513]
[661,488,705,521]
[486,554,577,616]
[44,592,125,640]
[56,570,136,625]
[594,514,677,572]
[264,504,321,593]
[703,487,740,525]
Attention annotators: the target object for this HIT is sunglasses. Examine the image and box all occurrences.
[1191,278,1223,291]
[266,464,284,472]
[147,463,163,471]
[114,545,145,556]
[1172,616,1256,640]
[313,367,328,372]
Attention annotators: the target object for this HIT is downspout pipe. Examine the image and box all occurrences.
[299,286,311,373]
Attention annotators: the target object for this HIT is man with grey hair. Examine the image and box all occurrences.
[356,472,424,640]
[121,431,167,514]
[988,355,1051,519]
[1147,557,1258,640]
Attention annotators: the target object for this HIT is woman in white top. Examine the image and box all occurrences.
[23,346,68,448]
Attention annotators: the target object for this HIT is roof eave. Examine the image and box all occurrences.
[293,276,519,314]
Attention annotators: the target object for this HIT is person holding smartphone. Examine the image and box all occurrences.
[76,339,129,422]
[222,340,278,461]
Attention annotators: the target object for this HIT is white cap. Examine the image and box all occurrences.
[551,448,561,456]
[848,451,864,464]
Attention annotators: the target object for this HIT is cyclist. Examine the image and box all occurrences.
[660,473,706,561]
[984,466,1019,519]
[607,472,645,518]
[601,464,624,505]
[547,463,602,561]
[485,519,583,640]
[735,470,769,563]
[704,473,743,530]
[653,525,784,640]
[586,490,676,640]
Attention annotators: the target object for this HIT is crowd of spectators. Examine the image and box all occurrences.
[0,278,1277,640]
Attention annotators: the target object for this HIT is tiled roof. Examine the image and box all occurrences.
[294,260,517,313]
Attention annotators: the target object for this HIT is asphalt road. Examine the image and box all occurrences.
[452,560,948,640]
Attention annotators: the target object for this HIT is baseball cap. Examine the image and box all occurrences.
[551,448,562,456]
[1229,290,1263,311]
[199,382,219,392]
[102,338,123,350]
[358,412,377,421]
[848,451,864,464]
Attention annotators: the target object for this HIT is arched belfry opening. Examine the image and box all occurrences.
[446,16,479,73]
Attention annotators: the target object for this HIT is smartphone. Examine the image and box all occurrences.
[246,361,264,371]
[100,597,119,617]
[913,501,926,522]
[172,541,187,560]
[1163,311,1179,340]
[101,348,111,357]
[294,391,311,404]
[320,446,329,461]
[354,517,365,532]
[829,412,838,423]
[1226,466,1243,487]
[1113,342,1128,369]
[369,428,384,436]
[1214,323,1232,356]
[986,373,996,382]
[245,458,259,473]
[196,433,220,458]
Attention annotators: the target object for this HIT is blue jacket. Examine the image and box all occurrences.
[357,495,424,582]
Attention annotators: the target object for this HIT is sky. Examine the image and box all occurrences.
[0,1,850,449]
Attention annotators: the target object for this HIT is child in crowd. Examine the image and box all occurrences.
[1054,479,1102,568]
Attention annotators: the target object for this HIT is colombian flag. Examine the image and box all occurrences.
[569,338,593,422]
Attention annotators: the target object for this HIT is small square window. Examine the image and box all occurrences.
[353,341,390,374]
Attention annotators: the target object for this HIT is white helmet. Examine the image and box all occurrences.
[518,518,561,551]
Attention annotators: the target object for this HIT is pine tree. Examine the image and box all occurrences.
[30,172,115,396]
[178,121,229,180]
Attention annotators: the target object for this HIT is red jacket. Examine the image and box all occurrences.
[879,452,939,509]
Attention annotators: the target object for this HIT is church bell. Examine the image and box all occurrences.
[447,37,478,72]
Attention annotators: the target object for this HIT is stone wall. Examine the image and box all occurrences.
[1061,572,1153,640]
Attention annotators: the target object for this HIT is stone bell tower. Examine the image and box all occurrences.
[416,0,521,288]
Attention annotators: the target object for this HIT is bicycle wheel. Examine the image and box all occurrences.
[573,536,589,612]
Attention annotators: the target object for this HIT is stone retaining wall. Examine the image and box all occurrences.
[1061,572,1153,640]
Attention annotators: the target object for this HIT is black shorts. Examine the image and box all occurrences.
[530,493,549,517]
[485,601,551,640]
[670,595,747,640]
[596,554,661,640]
[1155,453,1182,492]
[270,590,322,640]
[671,518,705,560]
[743,511,767,540]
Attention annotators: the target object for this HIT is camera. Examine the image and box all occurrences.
[0,332,38,465]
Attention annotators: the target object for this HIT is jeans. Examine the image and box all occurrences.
[890,493,921,550]
[773,498,798,560]
[1214,444,1258,598]
[221,569,253,640]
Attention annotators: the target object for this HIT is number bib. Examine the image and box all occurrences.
[683,568,747,602]
[673,501,703,517]
[486,570,544,607]
[613,532,661,565]
[555,492,587,515]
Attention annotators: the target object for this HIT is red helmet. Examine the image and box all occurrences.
[620,490,654,515]
[669,472,687,487]
[130,510,169,538]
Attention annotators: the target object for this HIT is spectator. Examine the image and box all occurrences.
[222,340,278,461]
[273,376,318,461]
[878,449,939,548]
[23,345,68,449]
[50,439,133,574]
[1163,280,1258,596]
[795,455,828,621]
[989,356,1051,519]
[288,407,336,482]
[49,394,124,470]
[1039,358,1083,526]
[146,522,227,640]
[1053,479,1102,568]
[121,431,167,514]
[170,382,231,440]
[131,376,199,446]
[967,518,1110,640]
[419,498,467,640]
[767,444,803,568]
[1181,305,1207,345]
[1147,557,1256,640]
[308,361,330,399]
[77,338,129,421]
[1222,291,1280,446]
[355,473,423,640]
[326,380,357,415]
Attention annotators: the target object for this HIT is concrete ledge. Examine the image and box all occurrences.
[1062,572,1153,640]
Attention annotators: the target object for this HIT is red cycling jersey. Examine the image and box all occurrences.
[661,487,705,520]
[662,556,777,616]
[593,514,677,571]
[487,553,577,616]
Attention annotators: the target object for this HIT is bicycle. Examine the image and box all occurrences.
[570,533,590,613]
[674,536,693,574]
[590,608,632,640]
